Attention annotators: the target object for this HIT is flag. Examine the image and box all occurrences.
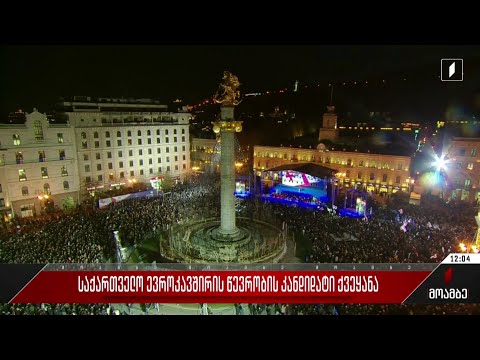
[333,307,339,315]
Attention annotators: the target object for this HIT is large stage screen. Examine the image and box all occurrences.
[281,171,322,187]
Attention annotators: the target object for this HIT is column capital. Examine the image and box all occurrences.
[212,121,243,134]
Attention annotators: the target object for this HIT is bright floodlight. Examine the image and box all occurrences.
[433,154,447,171]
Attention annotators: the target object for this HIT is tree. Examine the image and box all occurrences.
[161,174,175,191]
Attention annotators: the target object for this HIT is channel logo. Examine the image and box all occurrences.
[441,59,463,82]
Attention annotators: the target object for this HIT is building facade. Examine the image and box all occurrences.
[57,97,191,194]
[0,98,192,218]
[0,110,79,218]
[444,137,480,202]
[190,137,219,173]
[254,145,412,194]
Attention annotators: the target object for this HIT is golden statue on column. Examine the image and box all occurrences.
[214,71,241,106]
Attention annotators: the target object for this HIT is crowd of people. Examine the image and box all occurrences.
[1,172,480,315]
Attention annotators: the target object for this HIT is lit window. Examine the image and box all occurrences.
[13,134,21,146]
[16,152,23,164]
[33,121,44,141]
[61,166,68,176]
[467,163,474,170]
[57,133,64,143]
[38,151,46,162]
[43,183,50,195]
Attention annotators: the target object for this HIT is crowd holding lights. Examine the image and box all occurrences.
[2,171,480,314]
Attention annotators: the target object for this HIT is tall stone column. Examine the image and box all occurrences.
[213,106,242,237]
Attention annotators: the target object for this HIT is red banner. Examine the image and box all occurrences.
[10,271,431,304]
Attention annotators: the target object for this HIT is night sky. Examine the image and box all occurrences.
[1,45,479,119]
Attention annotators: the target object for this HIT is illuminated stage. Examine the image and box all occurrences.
[339,208,364,218]
[339,198,368,218]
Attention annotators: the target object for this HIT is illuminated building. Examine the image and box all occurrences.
[444,137,480,202]
[190,137,219,173]
[0,110,79,218]
[56,96,191,191]
[254,144,412,195]
[318,105,339,142]
[0,98,192,218]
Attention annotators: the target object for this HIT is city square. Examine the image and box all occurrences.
[1,45,480,315]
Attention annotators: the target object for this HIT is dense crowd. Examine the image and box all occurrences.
[1,173,480,315]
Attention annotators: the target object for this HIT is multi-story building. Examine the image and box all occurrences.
[254,145,412,194]
[0,110,79,218]
[444,137,480,202]
[0,97,192,218]
[56,96,191,192]
[190,137,219,173]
